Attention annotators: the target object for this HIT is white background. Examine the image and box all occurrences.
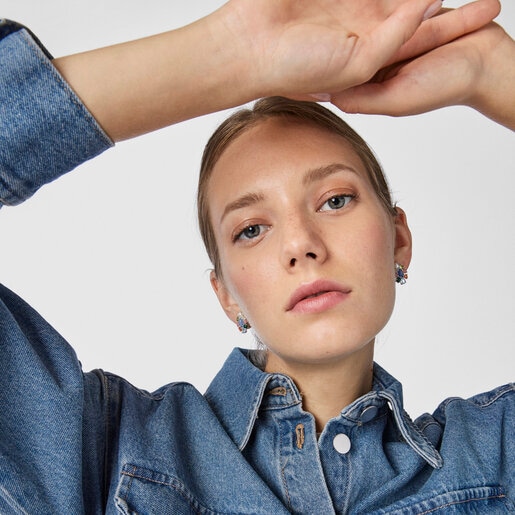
[1,1,514,417]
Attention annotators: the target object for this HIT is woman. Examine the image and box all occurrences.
[1,0,513,512]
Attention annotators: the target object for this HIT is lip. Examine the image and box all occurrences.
[286,279,351,314]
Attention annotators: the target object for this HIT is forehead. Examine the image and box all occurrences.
[208,118,367,200]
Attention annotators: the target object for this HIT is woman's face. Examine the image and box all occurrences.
[208,118,411,368]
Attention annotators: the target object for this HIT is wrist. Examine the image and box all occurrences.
[466,25,515,129]
[198,5,264,108]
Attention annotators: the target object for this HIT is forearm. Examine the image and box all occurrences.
[52,0,453,142]
[53,8,257,142]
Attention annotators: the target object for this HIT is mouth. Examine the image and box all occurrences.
[286,279,351,314]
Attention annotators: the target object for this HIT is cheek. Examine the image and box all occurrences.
[363,221,395,269]
[220,249,278,316]
[337,214,395,269]
[340,215,396,305]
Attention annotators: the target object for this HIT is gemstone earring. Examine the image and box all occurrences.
[236,312,251,334]
[395,263,408,285]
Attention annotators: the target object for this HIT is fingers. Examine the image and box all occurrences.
[358,0,443,76]
[331,80,428,116]
[390,0,501,65]
[298,0,447,92]
[331,44,471,116]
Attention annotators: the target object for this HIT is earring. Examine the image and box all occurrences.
[395,263,408,285]
[236,312,251,334]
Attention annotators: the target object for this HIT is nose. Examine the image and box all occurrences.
[280,215,328,271]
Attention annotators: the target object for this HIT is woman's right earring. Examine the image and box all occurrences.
[395,263,408,285]
[236,312,251,334]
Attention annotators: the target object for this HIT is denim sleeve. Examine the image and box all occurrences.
[0,20,113,208]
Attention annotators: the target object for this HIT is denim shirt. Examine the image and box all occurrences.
[1,21,514,514]
[0,20,112,207]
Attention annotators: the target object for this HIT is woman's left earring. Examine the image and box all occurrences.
[395,263,408,285]
[236,312,251,334]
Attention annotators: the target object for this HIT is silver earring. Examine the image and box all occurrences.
[395,263,408,285]
[236,312,251,334]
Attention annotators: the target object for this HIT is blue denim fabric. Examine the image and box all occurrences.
[0,20,112,207]
[1,20,515,515]
[0,284,514,514]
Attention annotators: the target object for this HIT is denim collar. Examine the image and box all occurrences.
[204,348,443,469]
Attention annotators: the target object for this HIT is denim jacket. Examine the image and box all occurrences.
[1,21,514,514]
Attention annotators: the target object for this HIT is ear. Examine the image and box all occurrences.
[210,270,242,324]
[393,207,412,268]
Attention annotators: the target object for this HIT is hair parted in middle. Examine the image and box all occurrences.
[197,96,397,277]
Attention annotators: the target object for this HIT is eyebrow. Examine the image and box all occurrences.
[220,192,265,223]
[220,163,359,223]
[302,163,359,186]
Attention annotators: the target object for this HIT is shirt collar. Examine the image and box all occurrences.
[205,348,280,450]
[343,362,443,468]
[204,348,442,469]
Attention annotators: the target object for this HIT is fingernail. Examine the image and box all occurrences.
[422,0,442,21]
[309,93,332,102]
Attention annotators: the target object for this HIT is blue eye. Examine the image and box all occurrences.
[235,224,265,241]
[319,194,354,211]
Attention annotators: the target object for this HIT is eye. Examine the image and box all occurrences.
[319,193,355,212]
[234,224,268,242]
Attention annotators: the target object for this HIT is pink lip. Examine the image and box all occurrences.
[286,280,351,314]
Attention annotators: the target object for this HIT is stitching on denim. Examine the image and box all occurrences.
[261,400,302,411]
[240,375,270,450]
[475,384,515,408]
[0,485,31,514]
[439,383,515,412]
[417,419,441,434]
[122,469,175,487]
[379,391,443,468]
[102,371,111,508]
[356,411,387,427]
[416,494,507,514]
[103,371,191,401]
[120,468,221,515]
[340,439,353,515]
[278,419,293,512]
[20,29,113,145]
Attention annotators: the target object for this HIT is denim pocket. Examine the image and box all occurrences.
[114,464,221,515]
[368,486,513,514]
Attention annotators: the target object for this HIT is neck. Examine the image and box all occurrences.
[265,343,374,432]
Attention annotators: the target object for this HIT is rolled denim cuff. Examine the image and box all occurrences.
[0,21,113,207]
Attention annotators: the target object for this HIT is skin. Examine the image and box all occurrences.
[52,0,502,141]
[333,18,515,129]
[209,118,412,429]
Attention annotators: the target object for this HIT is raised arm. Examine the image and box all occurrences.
[0,0,499,207]
[52,0,499,142]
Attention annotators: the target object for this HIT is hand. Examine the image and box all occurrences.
[221,0,442,97]
[219,0,498,98]
[330,3,515,129]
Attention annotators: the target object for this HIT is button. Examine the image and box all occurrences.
[360,405,378,423]
[333,433,351,454]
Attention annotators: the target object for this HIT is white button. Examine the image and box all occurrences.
[333,433,351,454]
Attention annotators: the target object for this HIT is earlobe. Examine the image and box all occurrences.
[393,207,412,268]
[210,270,240,320]
[210,271,251,332]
